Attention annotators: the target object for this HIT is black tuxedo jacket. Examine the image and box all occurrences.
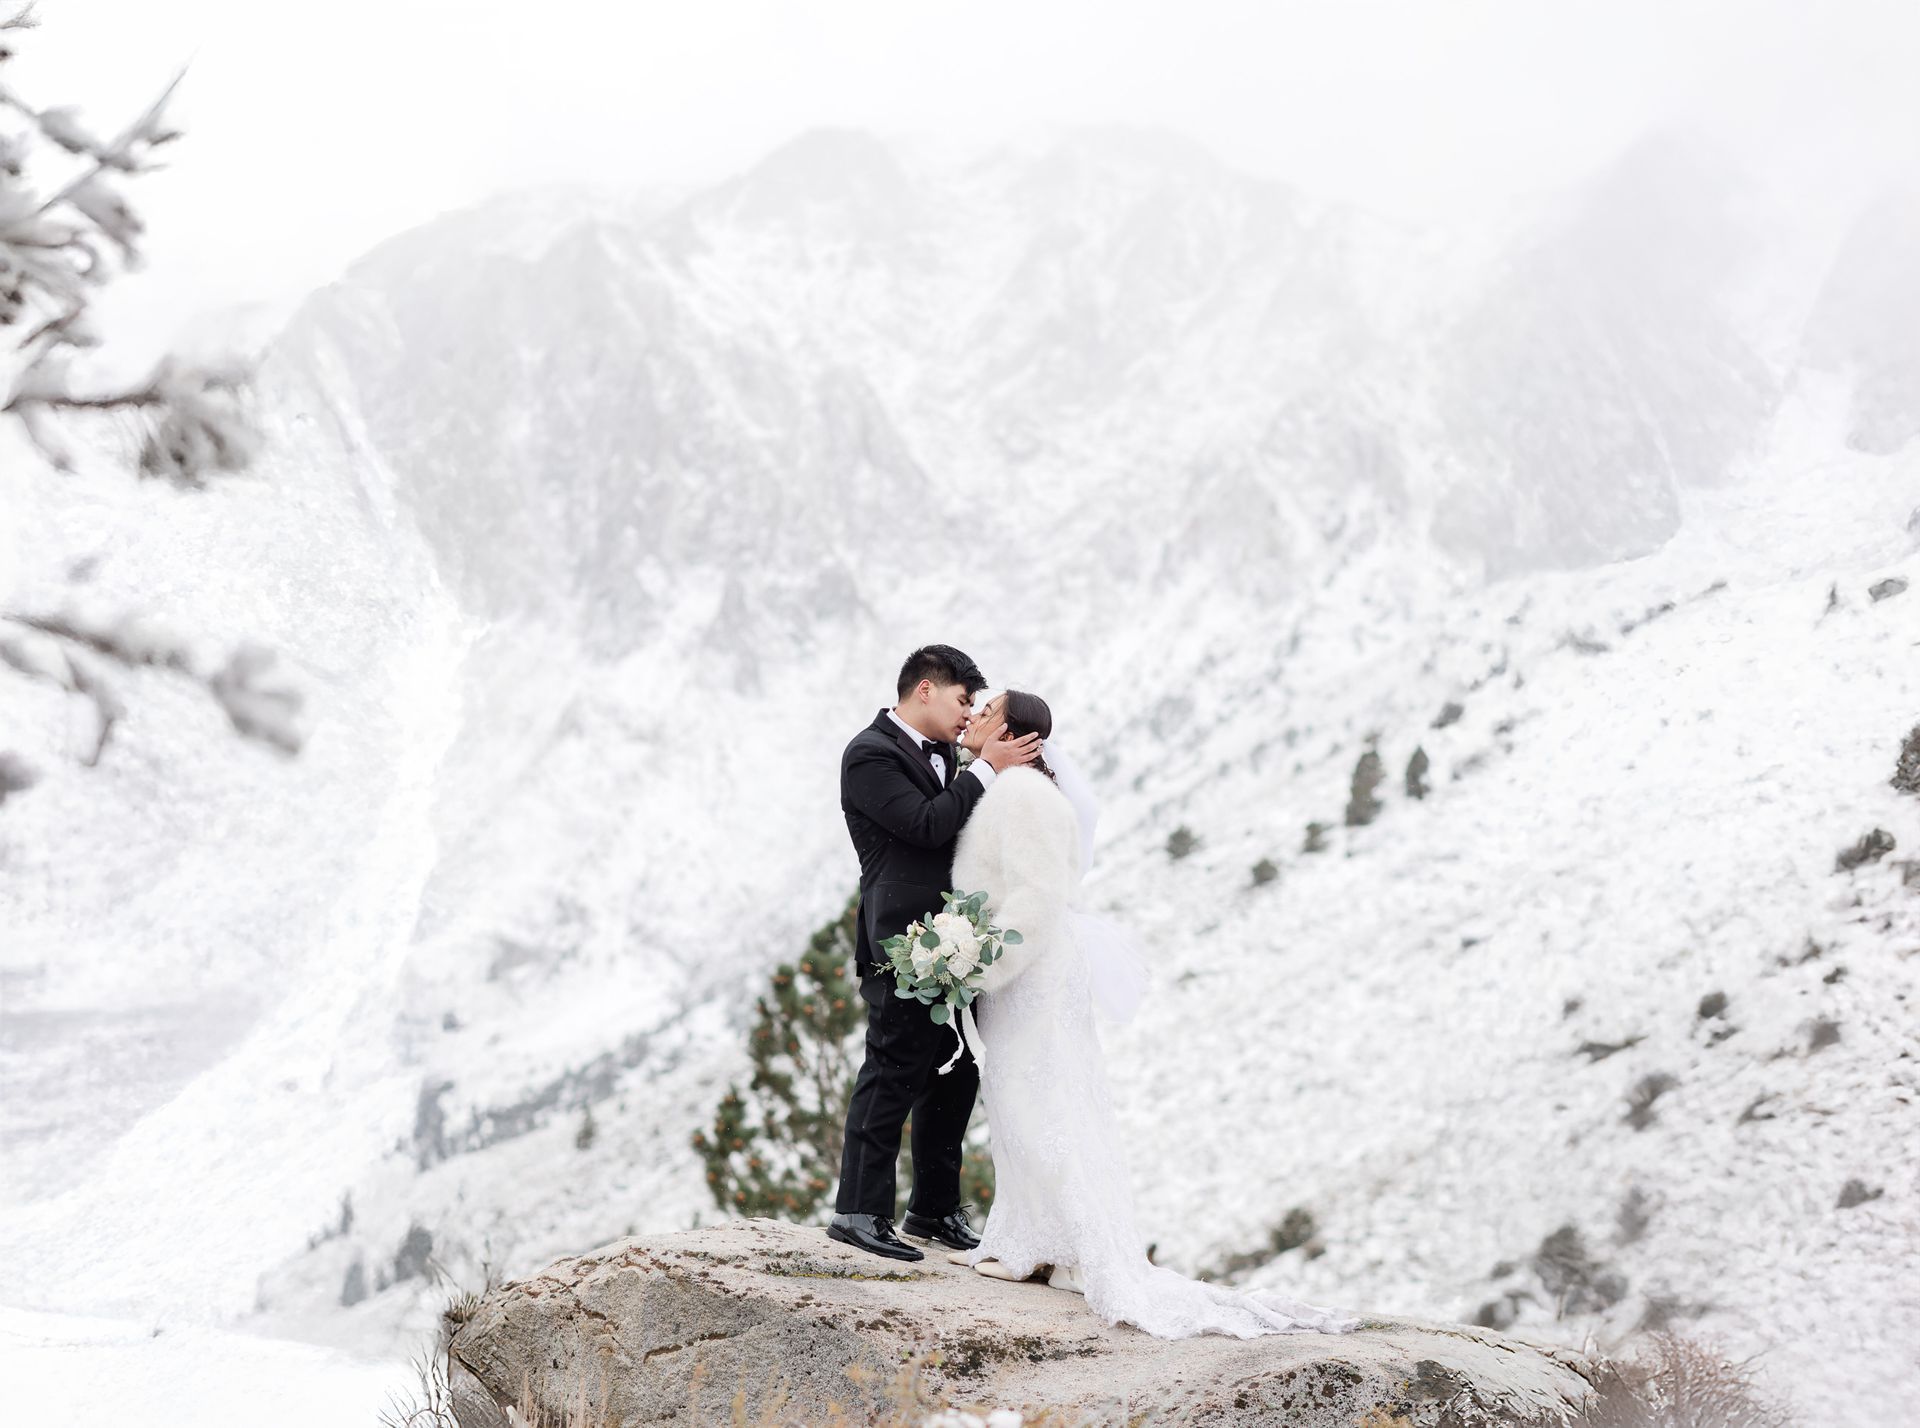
[841,709,988,978]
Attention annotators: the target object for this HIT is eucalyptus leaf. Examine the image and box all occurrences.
[920,929,941,949]
[929,1003,951,1025]
[1002,929,1023,944]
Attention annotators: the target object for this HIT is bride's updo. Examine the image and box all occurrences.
[1001,689,1057,783]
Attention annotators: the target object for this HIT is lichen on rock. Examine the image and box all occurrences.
[446,1218,1600,1427]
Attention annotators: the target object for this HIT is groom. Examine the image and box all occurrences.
[828,644,1040,1261]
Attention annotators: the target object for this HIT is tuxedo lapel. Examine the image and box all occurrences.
[876,710,943,795]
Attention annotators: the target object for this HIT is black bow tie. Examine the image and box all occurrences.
[921,741,948,760]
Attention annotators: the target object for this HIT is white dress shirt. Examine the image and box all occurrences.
[887,708,997,791]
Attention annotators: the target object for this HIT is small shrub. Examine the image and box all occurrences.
[1167,825,1199,860]
[1201,1205,1321,1280]
[1533,1224,1627,1316]
[1404,745,1430,799]
[380,1344,459,1428]
[1891,724,1920,795]
[1834,827,1895,872]
[1614,1187,1652,1245]
[1624,1073,1678,1131]
[393,1223,435,1284]
[1302,821,1330,854]
[1344,748,1384,827]
[1582,1331,1792,1428]
[575,1106,597,1151]
[1837,1178,1883,1209]
[1432,701,1464,729]
[1250,857,1279,887]
[1473,1289,1534,1329]
[1636,1292,1710,1332]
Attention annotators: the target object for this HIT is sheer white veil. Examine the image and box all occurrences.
[1043,738,1100,876]
[1042,738,1150,1025]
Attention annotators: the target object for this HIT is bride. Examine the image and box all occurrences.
[948,690,1361,1340]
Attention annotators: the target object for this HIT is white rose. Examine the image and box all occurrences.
[910,940,940,976]
[929,912,979,964]
[945,940,980,978]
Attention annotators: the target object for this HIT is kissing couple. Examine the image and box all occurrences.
[827,644,1360,1340]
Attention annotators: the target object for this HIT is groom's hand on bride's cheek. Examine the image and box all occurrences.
[981,731,1042,771]
[963,705,1006,754]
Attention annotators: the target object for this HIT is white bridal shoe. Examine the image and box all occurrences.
[955,1252,1084,1294]
[1045,1263,1085,1296]
[969,1256,1045,1283]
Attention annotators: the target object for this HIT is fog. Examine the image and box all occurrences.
[5,4,1918,1424]
[27,0,1920,365]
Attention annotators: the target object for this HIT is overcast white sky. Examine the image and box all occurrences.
[17,0,1920,358]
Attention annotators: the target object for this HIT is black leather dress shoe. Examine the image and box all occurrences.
[826,1213,925,1261]
[899,1205,981,1252]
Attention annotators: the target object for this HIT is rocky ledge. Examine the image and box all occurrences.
[446,1218,1600,1426]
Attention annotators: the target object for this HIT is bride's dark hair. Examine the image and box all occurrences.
[1000,689,1056,783]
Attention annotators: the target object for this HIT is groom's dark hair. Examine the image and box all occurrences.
[896,644,986,700]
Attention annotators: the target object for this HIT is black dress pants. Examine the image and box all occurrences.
[834,970,978,1219]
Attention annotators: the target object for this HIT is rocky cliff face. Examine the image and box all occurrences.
[447,1219,1600,1427]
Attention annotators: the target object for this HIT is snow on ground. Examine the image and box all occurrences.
[1076,402,1920,1425]
[0,1305,407,1428]
[2,134,1916,1428]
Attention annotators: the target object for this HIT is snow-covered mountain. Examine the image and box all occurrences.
[1,127,1914,1425]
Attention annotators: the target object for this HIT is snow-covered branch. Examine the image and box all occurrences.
[1,10,295,798]
[0,18,257,485]
[0,608,306,763]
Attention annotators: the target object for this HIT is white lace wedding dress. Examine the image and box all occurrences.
[949,761,1361,1340]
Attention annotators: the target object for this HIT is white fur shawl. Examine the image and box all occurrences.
[950,766,1080,993]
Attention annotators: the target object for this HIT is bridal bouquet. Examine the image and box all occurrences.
[879,890,1022,1075]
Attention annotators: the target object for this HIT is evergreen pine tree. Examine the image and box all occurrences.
[1893,724,1920,796]
[692,896,994,1221]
